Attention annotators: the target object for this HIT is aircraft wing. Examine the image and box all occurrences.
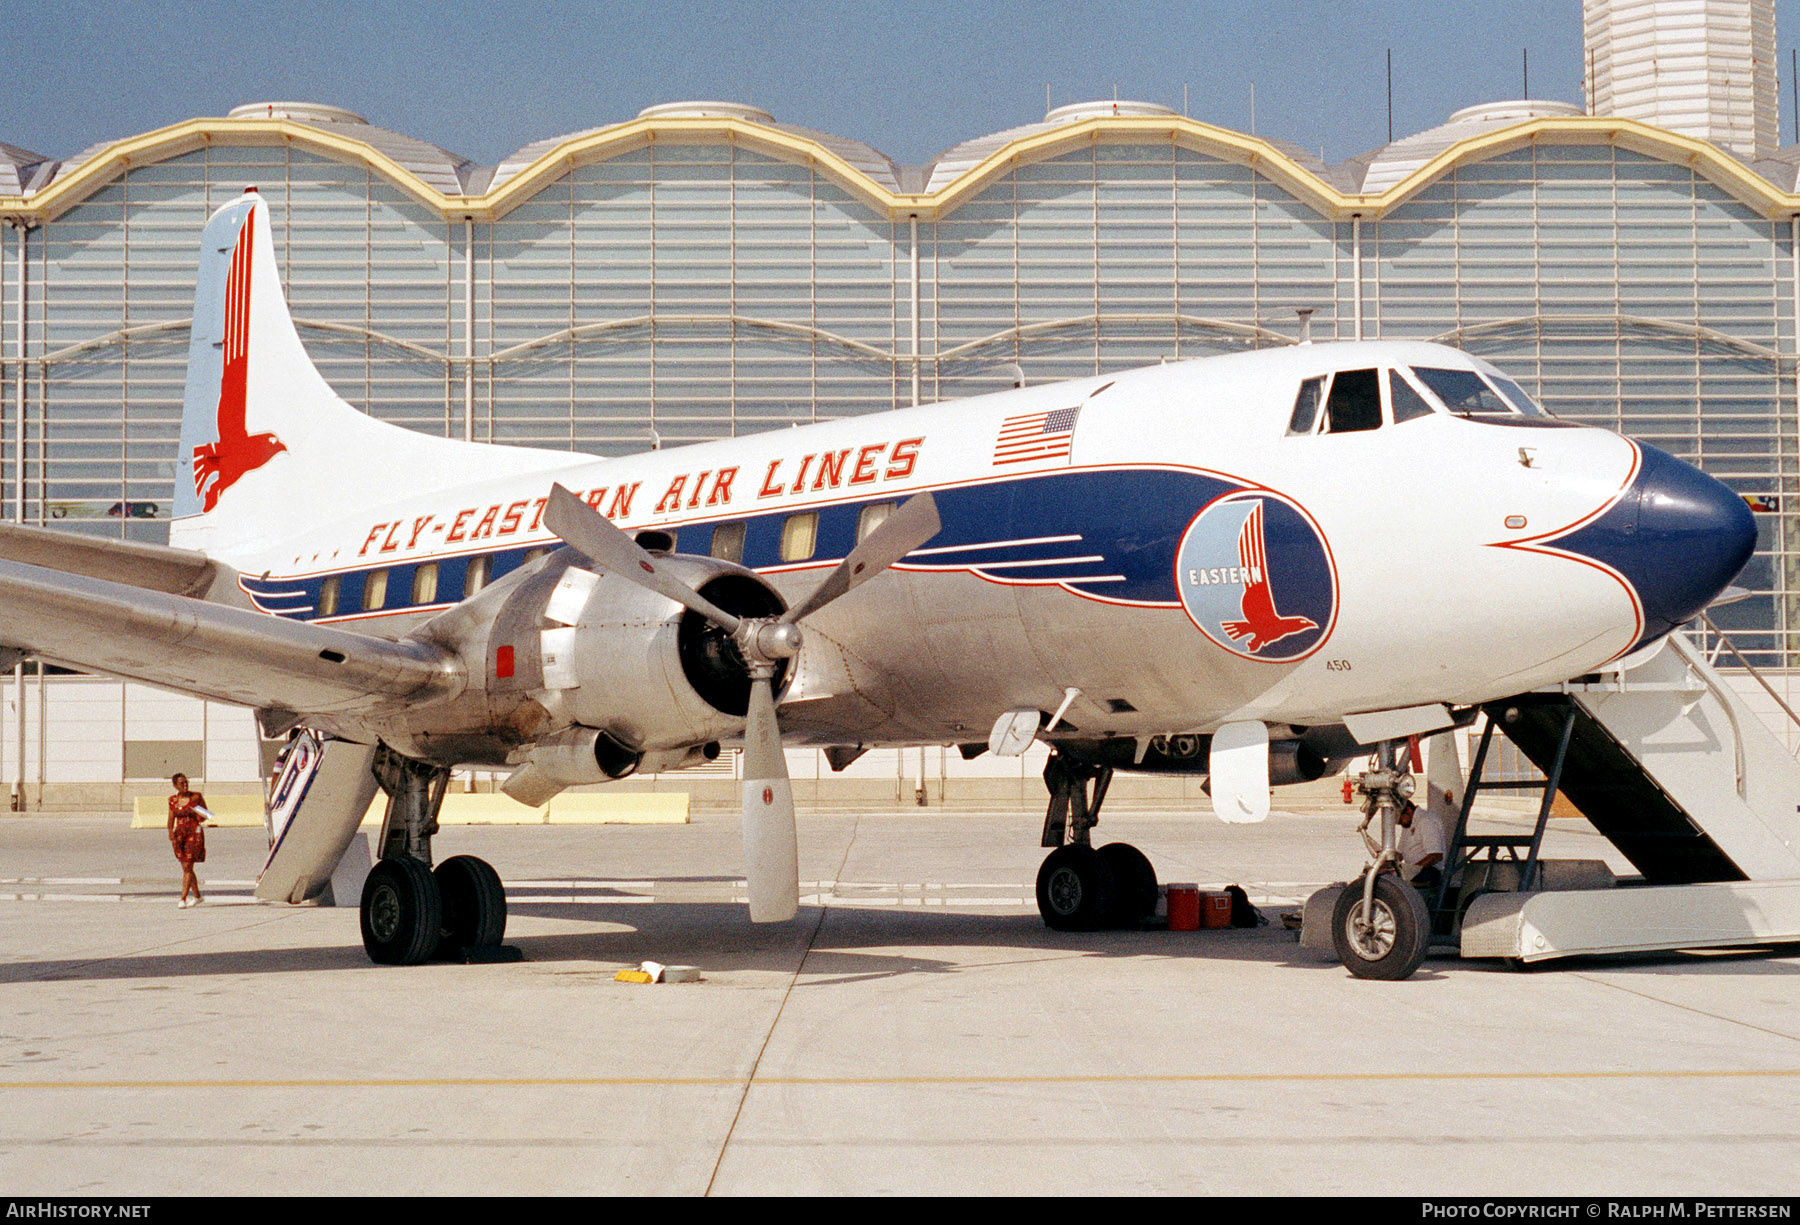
[0,520,217,595]
[0,559,463,714]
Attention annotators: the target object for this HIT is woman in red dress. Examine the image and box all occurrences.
[167,773,212,908]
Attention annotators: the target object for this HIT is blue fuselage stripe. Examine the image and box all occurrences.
[241,468,1245,620]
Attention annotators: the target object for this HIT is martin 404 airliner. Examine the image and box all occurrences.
[0,192,1756,979]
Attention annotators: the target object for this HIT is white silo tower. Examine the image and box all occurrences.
[1584,0,1778,158]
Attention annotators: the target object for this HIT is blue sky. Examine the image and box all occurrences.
[7,1,1799,167]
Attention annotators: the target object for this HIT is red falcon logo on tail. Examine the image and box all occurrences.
[1221,501,1319,653]
[192,209,287,512]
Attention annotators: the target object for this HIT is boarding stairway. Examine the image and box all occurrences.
[1427,623,1800,963]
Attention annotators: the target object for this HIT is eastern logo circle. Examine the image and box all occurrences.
[1174,491,1337,662]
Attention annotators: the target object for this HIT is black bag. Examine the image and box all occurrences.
[1225,884,1264,928]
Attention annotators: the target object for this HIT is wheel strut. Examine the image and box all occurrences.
[1335,739,1428,980]
[362,744,455,966]
[372,742,450,866]
[1041,751,1113,848]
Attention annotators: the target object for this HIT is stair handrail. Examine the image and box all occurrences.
[1696,612,1800,739]
[1667,630,1749,800]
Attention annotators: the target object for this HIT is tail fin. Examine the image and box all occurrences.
[172,190,573,558]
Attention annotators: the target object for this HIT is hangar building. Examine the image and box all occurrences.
[2,1,1798,803]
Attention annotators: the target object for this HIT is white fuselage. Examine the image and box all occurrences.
[204,340,1656,751]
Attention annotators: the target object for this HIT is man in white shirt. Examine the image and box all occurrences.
[1395,797,1447,892]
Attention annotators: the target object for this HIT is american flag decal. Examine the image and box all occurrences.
[993,406,1079,466]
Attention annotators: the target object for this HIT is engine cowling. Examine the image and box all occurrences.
[487,549,789,756]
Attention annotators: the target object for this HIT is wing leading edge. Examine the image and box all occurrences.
[0,559,463,714]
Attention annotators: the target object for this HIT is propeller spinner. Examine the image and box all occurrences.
[542,484,941,921]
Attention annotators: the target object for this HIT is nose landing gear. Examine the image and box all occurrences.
[1333,741,1429,980]
[1332,872,1429,980]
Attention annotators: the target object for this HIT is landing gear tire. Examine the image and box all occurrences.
[361,857,443,966]
[435,855,507,953]
[1331,873,1429,981]
[1096,843,1157,927]
[1036,844,1117,932]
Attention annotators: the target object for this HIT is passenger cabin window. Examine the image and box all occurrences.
[1323,368,1382,433]
[1413,367,1516,418]
[317,575,339,618]
[1287,376,1325,435]
[710,521,746,563]
[1389,370,1436,424]
[464,555,490,598]
[362,569,388,612]
[857,501,897,542]
[411,562,438,606]
[780,512,818,562]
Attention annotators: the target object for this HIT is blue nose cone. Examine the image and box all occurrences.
[1558,443,1756,646]
[1632,444,1756,634]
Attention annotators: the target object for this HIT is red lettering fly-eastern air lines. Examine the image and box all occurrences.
[192,208,287,512]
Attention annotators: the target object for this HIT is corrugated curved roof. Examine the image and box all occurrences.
[318,119,473,195]
[1750,143,1800,192]
[0,141,52,196]
[487,102,900,194]
[48,102,476,196]
[921,100,1341,194]
[769,120,900,192]
[923,102,1174,193]
[489,127,599,193]
[10,99,1800,226]
[1348,99,1586,194]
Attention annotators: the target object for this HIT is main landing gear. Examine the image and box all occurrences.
[1333,740,1429,981]
[359,745,509,966]
[1035,752,1159,930]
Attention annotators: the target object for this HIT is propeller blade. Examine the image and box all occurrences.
[739,674,799,922]
[541,484,742,631]
[781,491,940,625]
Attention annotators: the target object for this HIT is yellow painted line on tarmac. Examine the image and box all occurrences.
[3,1068,1800,1091]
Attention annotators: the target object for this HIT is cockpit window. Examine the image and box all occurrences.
[1323,368,1381,433]
[1412,367,1516,417]
[1287,376,1326,435]
[1488,374,1551,419]
[1389,369,1436,423]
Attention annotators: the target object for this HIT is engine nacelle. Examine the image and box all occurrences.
[484,548,788,755]
[501,724,642,805]
[501,724,722,806]
[1063,734,1329,785]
